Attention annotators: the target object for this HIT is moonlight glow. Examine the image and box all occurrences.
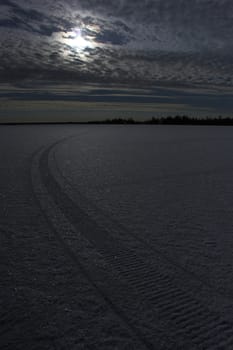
[62,28,95,52]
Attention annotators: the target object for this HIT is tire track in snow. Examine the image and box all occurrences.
[31,139,165,350]
[34,136,233,349]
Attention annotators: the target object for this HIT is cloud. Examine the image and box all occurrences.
[0,0,233,118]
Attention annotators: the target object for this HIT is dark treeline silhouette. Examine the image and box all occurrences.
[1,115,233,125]
[88,116,233,125]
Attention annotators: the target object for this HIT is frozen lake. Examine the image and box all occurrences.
[1,124,233,349]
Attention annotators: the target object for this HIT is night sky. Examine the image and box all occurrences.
[1,0,233,122]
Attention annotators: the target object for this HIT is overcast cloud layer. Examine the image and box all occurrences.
[0,0,233,120]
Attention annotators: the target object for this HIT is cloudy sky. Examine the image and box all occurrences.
[0,0,233,122]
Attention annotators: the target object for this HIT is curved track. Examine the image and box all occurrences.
[32,135,233,349]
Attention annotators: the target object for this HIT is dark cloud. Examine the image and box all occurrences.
[0,0,233,118]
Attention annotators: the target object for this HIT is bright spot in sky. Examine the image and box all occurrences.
[63,28,95,52]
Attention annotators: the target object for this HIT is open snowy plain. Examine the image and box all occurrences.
[1,125,233,349]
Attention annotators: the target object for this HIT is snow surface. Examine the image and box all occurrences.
[1,124,233,349]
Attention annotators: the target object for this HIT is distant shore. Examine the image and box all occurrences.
[1,116,233,126]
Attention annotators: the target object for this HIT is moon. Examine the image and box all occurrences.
[64,28,95,52]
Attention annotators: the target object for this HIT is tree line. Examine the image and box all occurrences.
[88,116,233,125]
